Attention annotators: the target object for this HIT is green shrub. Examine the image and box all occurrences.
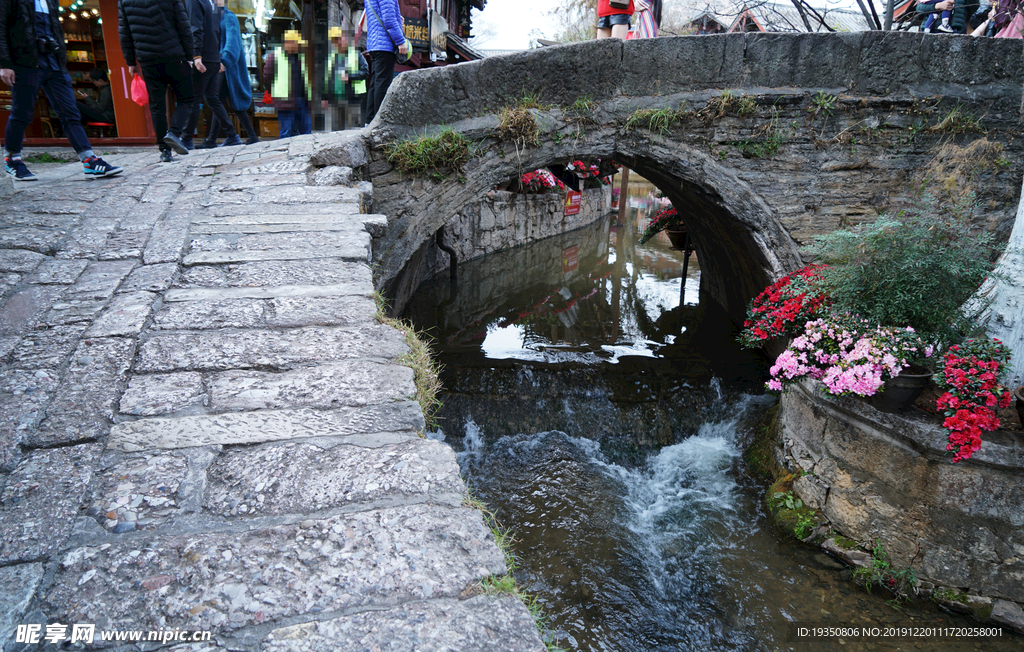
[385,128,470,178]
[810,194,1001,344]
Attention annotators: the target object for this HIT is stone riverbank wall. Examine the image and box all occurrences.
[388,187,610,312]
[777,381,1024,630]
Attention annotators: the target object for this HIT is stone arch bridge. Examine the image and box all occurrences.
[312,31,1024,321]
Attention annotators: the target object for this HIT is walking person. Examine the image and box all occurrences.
[117,0,195,162]
[632,0,661,38]
[185,0,239,149]
[1,0,122,180]
[322,25,367,131]
[262,29,311,138]
[363,0,408,124]
[197,0,257,147]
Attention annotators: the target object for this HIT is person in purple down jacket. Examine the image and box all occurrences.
[363,0,407,124]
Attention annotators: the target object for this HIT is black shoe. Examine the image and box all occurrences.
[163,132,190,155]
[245,136,260,145]
[219,134,242,147]
[194,140,217,149]
[160,150,173,163]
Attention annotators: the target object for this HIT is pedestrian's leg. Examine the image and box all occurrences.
[143,67,170,152]
[167,61,195,139]
[3,66,44,157]
[298,98,312,135]
[236,110,258,141]
[366,51,395,124]
[204,70,237,139]
[184,67,208,144]
[41,71,95,160]
[278,109,294,138]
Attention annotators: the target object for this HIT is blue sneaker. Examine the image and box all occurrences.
[219,134,243,147]
[5,157,37,181]
[83,156,123,178]
[181,138,194,151]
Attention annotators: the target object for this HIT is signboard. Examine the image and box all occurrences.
[429,9,448,57]
[403,17,429,51]
[564,190,582,216]
[562,246,578,274]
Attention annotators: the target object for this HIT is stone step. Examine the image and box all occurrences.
[136,325,407,372]
[183,246,368,266]
[162,284,372,302]
[264,596,546,652]
[47,504,508,634]
[107,401,424,451]
[176,259,371,290]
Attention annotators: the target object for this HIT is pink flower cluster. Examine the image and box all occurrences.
[768,316,928,397]
[934,338,1013,463]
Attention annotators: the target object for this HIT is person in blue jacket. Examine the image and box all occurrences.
[198,0,258,147]
[363,0,407,124]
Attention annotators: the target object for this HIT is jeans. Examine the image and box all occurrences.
[140,60,195,151]
[185,65,237,142]
[3,66,90,156]
[365,50,396,125]
[277,98,311,139]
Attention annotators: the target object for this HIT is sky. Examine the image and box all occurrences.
[470,0,870,51]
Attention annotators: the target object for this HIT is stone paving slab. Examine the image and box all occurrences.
[0,444,102,563]
[23,258,88,285]
[263,595,546,652]
[190,221,368,234]
[136,324,407,372]
[0,249,45,272]
[0,563,45,647]
[176,260,371,289]
[0,369,58,472]
[107,402,424,451]
[182,247,369,266]
[119,372,206,416]
[267,295,377,328]
[47,503,507,633]
[154,298,265,330]
[208,360,415,411]
[86,291,157,337]
[65,259,137,300]
[8,324,87,369]
[205,439,465,518]
[30,337,134,447]
[0,285,66,335]
[163,284,370,302]
[188,231,370,254]
[119,262,179,293]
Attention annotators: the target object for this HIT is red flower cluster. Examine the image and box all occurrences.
[519,169,564,194]
[638,207,682,244]
[567,160,602,178]
[935,338,1013,463]
[737,265,830,348]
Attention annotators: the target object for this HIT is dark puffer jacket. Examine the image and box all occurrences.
[0,0,68,70]
[117,0,194,66]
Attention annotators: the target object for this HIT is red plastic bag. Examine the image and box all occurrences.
[130,74,148,106]
[263,90,272,105]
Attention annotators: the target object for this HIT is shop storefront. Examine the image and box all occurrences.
[0,0,485,146]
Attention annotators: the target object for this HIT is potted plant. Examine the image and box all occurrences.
[738,264,830,349]
[766,313,930,403]
[934,337,1014,462]
[639,206,684,245]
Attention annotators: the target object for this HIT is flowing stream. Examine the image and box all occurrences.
[399,183,1019,651]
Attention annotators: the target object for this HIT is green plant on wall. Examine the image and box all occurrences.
[624,106,686,135]
[385,128,471,180]
[929,103,983,134]
[809,91,837,119]
[850,540,918,604]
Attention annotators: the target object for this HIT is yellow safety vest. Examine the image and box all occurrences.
[271,47,311,101]
[326,47,366,97]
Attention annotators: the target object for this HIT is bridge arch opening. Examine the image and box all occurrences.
[375,133,804,323]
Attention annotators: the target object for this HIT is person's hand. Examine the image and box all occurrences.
[220,63,226,73]
[321,99,329,109]
[398,42,409,55]
[195,58,207,73]
[341,72,349,82]
[0,68,14,86]
[934,0,954,11]
[128,65,137,76]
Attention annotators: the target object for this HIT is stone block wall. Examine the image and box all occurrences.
[778,381,1024,604]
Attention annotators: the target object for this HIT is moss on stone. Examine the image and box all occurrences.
[744,404,783,481]
[833,535,859,550]
[774,505,818,540]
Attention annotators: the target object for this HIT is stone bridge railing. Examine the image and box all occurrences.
[312,32,1024,323]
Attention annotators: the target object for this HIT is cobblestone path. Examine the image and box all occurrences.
[0,136,544,651]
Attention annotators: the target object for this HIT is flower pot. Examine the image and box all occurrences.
[665,227,688,250]
[1016,385,1024,427]
[870,365,933,414]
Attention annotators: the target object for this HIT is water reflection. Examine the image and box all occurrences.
[401,179,1020,652]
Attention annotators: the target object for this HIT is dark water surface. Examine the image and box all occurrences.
[399,185,1019,652]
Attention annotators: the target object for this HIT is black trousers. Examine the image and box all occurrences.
[185,65,237,142]
[204,71,258,142]
[365,50,396,125]
[140,60,194,151]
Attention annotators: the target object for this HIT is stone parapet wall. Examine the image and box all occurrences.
[778,381,1024,604]
[420,187,610,284]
